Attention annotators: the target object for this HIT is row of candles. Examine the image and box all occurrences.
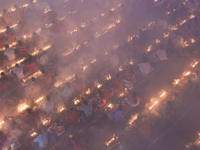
[105,1,199,146]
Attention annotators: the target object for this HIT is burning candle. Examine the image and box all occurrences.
[30,132,38,137]
[105,134,118,147]
[155,39,160,44]
[172,79,180,86]
[34,96,45,104]
[105,74,112,80]
[146,45,152,52]
[160,91,166,98]
[128,114,138,127]
[180,19,187,26]
[97,83,103,89]
[42,118,51,126]
[129,59,134,65]
[86,88,91,95]
[191,38,196,44]
[18,103,29,113]
[74,99,80,105]
[59,106,66,112]
[119,66,123,72]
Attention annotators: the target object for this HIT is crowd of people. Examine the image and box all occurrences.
[0,0,198,149]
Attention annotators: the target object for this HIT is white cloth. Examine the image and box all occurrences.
[4,48,16,61]
[43,100,54,113]
[38,54,48,66]
[155,49,168,61]
[138,62,152,75]
[172,35,184,49]
[14,67,24,79]
[33,133,48,149]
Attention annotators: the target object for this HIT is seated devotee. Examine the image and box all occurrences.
[0,72,14,86]
[4,44,16,62]
[40,68,53,87]
[32,130,48,150]
[37,51,49,67]
[23,108,40,128]
[6,26,15,41]
[0,131,7,150]
[43,95,55,116]
[48,119,66,136]
[14,5,24,21]
[15,40,28,56]
[13,64,24,80]
[62,108,79,126]
[24,56,37,73]
[60,82,74,101]
[77,100,93,119]
[26,76,42,93]
[108,104,124,122]
[155,45,168,61]
[2,9,13,26]
[124,92,140,107]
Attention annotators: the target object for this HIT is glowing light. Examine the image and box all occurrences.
[127,35,134,42]
[42,118,51,126]
[43,45,51,51]
[160,91,166,98]
[113,44,119,49]
[0,28,6,34]
[65,74,75,82]
[69,10,77,15]
[172,79,180,86]
[30,132,38,137]
[86,88,91,95]
[163,32,170,38]
[148,100,158,111]
[74,98,80,105]
[190,14,195,19]
[83,65,88,71]
[63,50,74,56]
[183,71,191,77]
[128,114,138,127]
[101,13,105,17]
[105,74,112,80]
[192,61,198,68]
[191,38,196,44]
[104,23,116,33]
[105,135,118,147]
[18,103,29,112]
[129,59,134,65]
[45,23,53,28]
[119,92,125,97]
[23,70,42,82]
[148,21,155,27]
[108,103,114,109]
[171,25,178,31]
[119,66,123,72]
[111,7,115,11]
[68,27,78,35]
[54,80,63,88]
[80,22,86,28]
[116,18,121,24]
[36,28,41,34]
[91,59,96,64]
[166,11,170,15]
[146,45,152,52]
[97,83,103,89]
[154,0,158,2]
[44,8,51,14]
[34,96,45,104]
[23,4,29,8]
[184,41,189,47]
[59,106,66,112]
[58,16,66,21]
[180,19,186,26]
[155,39,160,44]
[95,32,101,38]
[11,58,25,67]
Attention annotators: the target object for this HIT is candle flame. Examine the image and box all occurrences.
[105,74,112,80]
[18,103,29,112]
[128,114,138,126]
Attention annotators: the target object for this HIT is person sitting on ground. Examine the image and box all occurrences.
[32,130,48,150]
[108,104,124,122]
[77,100,93,119]
[124,92,140,107]
[15,40,28,56]
[2,9,12,26]
[4,44,16,62]
[13,64,24,80]
[23,108,40,128]
[25,77,42,98]
[43,95,55,116]
[62,108,79,126]
[25,56,37,73]
[48,119,66,136]
[60,82,74,101]
[37,51,49,66]
[6,26,15,41]
[14,4,24,21]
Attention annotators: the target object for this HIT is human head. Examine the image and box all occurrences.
[15,64,19,68]
[83,100,88,105]
[31,77,36,82]
[1,72,5,77]
[5,44,9,49]
[18,40,23,46]
[26,108,33,114]
[46,95,50,102]
[6,26,10,30]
